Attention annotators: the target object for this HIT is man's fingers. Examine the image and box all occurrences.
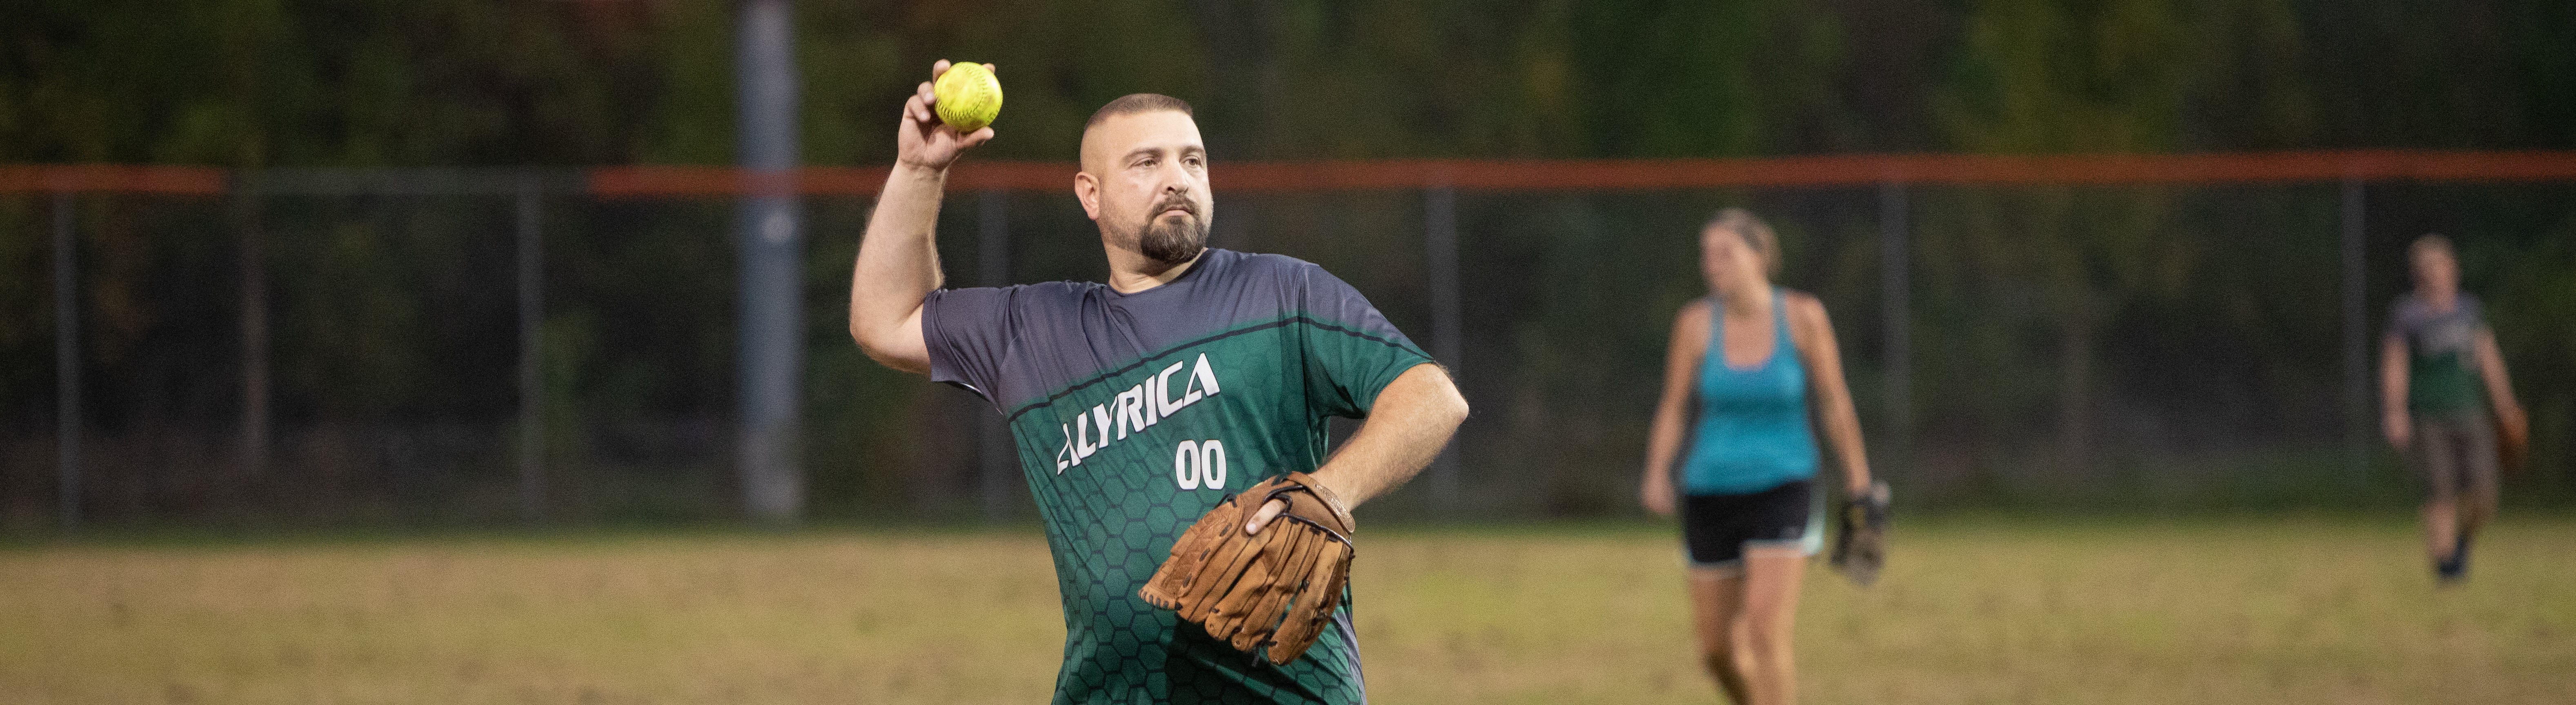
[1245,499,1288,534]
[931,59,952,79]
[961,127,996,147]
[902,93,931,126]
[909,87,939,125]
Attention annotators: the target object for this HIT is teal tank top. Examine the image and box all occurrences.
[1680,290,1820,495]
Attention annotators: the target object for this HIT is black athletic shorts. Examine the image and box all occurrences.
[1680,479,1813,569]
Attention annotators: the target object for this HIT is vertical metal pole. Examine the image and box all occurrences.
[977,189,1012,523]
[516,177,545,523]
[2341,178,2368,480]
[238,181,269,480]
[736,0,805,524]
[1879,182,1911,471]
[1425,186,1461,509]
[53,194,80,530]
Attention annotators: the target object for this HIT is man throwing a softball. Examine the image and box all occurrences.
[848,61,1469,704]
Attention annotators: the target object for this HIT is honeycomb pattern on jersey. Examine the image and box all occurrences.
[1014,329,1368,704]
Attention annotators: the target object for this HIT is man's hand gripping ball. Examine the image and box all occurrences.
[897,60,999,171]
[931,60,1003,134]
[1140,472,1357,665]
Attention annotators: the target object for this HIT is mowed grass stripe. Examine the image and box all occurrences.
[2,519,2569,704]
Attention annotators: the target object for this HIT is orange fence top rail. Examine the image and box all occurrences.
[8,151,2576,196]
[0,165,228,195]
[586,163,1067,196]
[584,150,2576,196]
[1214,150,2576,190]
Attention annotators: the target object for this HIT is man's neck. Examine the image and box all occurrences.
[2420,287,2457,312]
[1107,248,1208,294]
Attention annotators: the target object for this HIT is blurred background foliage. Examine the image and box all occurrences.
[9,0,2568,165]
[0,0,2571,527]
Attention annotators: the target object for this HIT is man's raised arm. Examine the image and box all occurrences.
[848,60,996,375]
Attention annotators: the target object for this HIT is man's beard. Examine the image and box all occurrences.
[1134,199,1210,264]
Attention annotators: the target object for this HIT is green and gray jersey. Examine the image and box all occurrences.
[2387,292,2489,417]
[922,249,1433,704]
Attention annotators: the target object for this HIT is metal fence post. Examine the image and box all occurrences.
[2341,178,2368,482]
[1879,181,1911,474]
[736,0,805,524]
[238,180,269,481]
[516,176,545,523]
[1425,185,1461,510]
[978,189,1012,523]
[54,193,80,530]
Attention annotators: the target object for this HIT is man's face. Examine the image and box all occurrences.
[1078,110,1213,265]
[2411,245,2457,296]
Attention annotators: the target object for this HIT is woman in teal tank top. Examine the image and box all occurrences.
[1676,289,1820,495]
[1641,209,1878,705]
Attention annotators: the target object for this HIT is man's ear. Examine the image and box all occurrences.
[1074,171,1102,221]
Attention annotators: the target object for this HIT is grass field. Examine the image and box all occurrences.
[4,517,2572,704]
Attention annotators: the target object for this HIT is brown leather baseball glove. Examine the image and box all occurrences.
[2497,406,2529,473]
[1830,480,1890,587]
[1139,472,1356,665]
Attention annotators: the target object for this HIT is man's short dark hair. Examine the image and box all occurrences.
[2411,233,2455,259]
[1086,94,1194,129]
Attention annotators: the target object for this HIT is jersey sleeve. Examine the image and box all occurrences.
[920,286,1014,401]
[2385,294,2420,344]
[1294,263,1436,419]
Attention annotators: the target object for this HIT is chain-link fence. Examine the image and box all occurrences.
[5,160,2573,530]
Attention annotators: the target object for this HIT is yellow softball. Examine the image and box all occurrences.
[932,62,1003,134]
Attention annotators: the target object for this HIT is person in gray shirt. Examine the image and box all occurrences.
[2381,234,2524,584]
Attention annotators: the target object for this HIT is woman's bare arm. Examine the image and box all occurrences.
[1788,293,1871,494]
[1643,299,1711,516]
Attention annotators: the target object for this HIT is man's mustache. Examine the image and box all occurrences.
[1149,197,1200,218]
